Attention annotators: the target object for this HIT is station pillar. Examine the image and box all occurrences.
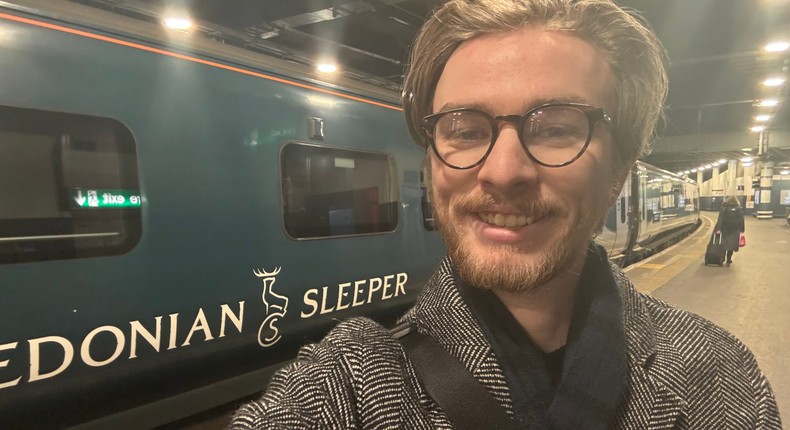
[756,160,774,219]
[727,160,737,197]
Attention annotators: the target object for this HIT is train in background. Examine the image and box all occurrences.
[0,1,699,428]
[599,161,701,265]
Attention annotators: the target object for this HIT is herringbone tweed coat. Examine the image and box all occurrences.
[230,257,782,429]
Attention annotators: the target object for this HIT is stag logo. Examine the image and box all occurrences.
[253,267,288,347]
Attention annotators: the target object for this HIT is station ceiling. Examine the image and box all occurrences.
[68,0,790,173]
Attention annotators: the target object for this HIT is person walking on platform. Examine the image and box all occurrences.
[715,196,745,265]
[230,1,782,429]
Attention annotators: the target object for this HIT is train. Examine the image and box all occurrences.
[0,1,699,428]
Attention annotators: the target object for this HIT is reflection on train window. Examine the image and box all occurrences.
[281,142,399,239]
[420,164,437,231]
[0,105,141,264]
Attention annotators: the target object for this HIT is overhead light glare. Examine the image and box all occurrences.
[741,157,753,162]
[704,164,713,169]
[764,41,790,52]
[751,125,766,132]
[163,16,193,30]
[762,77,785,87]
[780,169,790,175]
[316,63,338,73]
[691,168,698,173]
[755,114,771,122]
[718,159,727,164]
[758,99,779,107]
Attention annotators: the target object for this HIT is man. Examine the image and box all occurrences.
[230,0,782,428]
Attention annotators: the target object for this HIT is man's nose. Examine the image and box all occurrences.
[476,127,539,191]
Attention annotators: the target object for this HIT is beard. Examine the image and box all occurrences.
[433,188,612,294]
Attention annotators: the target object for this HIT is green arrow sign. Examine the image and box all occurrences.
[72,189,141,209]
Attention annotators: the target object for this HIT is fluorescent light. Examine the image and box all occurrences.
[755,114,771,122]
[316,63,338,73]
[163,16,193,30]
[758,99,779,107]
[762,77,785,87]
[718,159,727,164]
[751,125,766,132]
[780,169,790,175]
[691,168,698,172]
[705,164,713,169]
[741,157,753,162]
[742,162,753,167]
[764,41,790,52]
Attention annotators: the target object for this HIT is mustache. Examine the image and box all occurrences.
[449,192,567,215]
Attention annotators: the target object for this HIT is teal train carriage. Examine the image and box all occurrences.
[0,1,444,428]
[0,1,699,428]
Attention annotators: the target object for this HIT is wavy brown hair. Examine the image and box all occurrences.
[402,0,668,182]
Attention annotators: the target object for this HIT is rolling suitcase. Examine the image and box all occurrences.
[704,232,726,266]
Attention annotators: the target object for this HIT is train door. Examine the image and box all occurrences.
[609,174,632,257]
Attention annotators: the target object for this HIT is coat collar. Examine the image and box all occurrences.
[403,254,685,429]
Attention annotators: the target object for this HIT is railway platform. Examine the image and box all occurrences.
[625,211,790,421]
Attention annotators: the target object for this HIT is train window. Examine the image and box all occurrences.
[281,142,399,239]
[0,106,141,264]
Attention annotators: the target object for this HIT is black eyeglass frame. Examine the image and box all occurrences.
[421,102,613,170]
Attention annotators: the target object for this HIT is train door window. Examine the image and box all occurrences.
[281,142,398,239]
[0,105,141,264]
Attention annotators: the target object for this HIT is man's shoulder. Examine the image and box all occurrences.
[306,317,401,355]
[632,290,752,361]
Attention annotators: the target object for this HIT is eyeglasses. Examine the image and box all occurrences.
[421,102,613,169]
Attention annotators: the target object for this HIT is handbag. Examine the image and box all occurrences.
[392,322,517,430]
[739,233,746,247]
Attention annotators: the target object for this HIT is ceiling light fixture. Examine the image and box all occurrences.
[755,114,771,122]
[316,63,338,73]
[751,125,767,132]
[741,157,753,162]
[162,16,193,30]
[762,77,786,87]
[758,99,779,107]
[780,169,790,175]
[764,41,790,52]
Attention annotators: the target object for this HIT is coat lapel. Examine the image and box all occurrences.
[402,257,515,412]
[612,266,684,429]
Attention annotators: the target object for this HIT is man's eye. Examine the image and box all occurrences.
[448,128,489,141]
[536,125,578,138]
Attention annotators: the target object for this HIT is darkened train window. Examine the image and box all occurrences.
[281,143,398,239]
[0,106,141,264]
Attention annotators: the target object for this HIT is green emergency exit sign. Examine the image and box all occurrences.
[71,189,141,208]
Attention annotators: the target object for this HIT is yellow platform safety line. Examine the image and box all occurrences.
[624,215,716,295]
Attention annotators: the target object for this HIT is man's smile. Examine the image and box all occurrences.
[477,212,544,229]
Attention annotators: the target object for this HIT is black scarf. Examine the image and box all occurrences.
[458,245,627,430]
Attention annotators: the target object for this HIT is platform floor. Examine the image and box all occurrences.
[625,212,790,422]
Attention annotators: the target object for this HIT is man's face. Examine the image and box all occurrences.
[430,27,618,293]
